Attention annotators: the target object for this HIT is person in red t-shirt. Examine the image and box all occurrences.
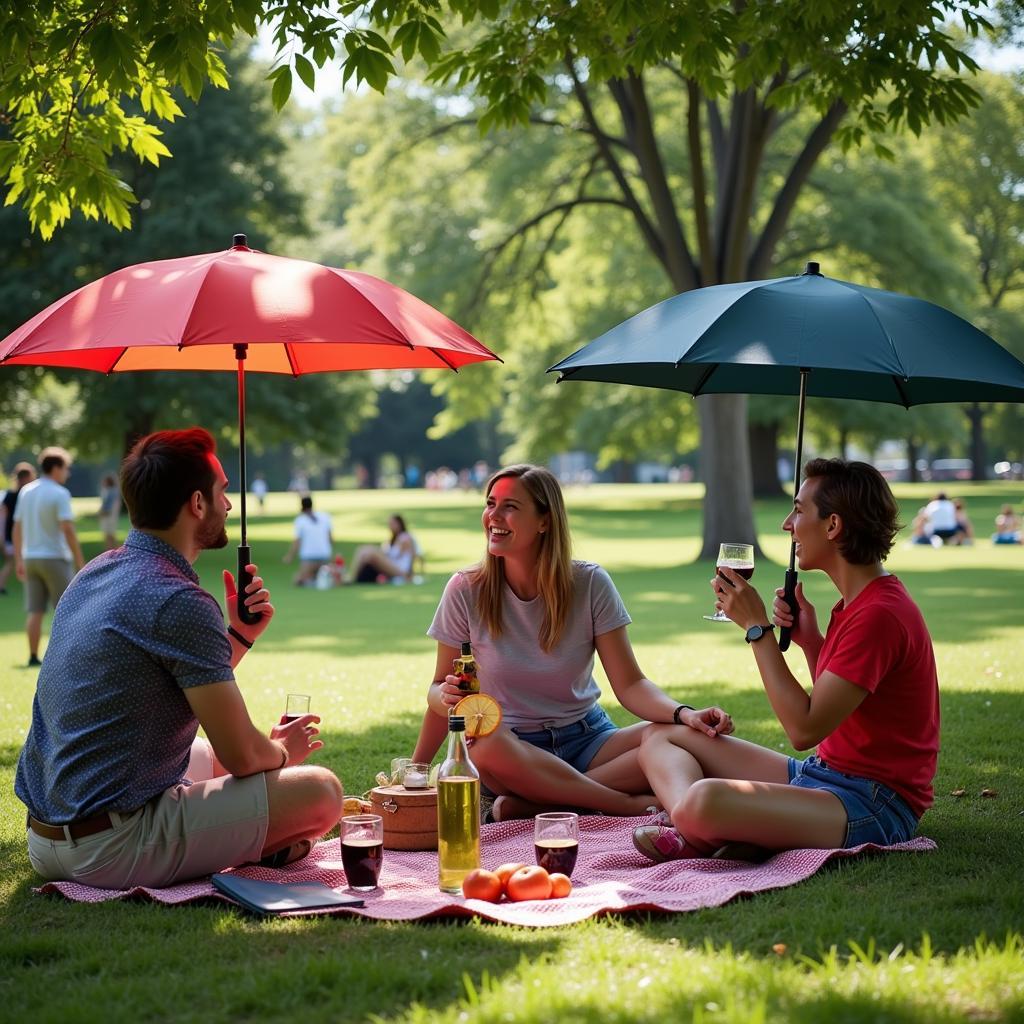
[633,458,939,862]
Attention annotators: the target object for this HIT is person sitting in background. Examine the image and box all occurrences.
[0,462,36,595]
[909,506,935,546]
[98,473,122,550]
[953,499,974,546]
[924,491,963,545]
[282,495,333,586]
[632,459,938,863]
[993,504,1022,545]
[350,514,419,584]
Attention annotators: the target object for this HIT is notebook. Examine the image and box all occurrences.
[211,873,365,915]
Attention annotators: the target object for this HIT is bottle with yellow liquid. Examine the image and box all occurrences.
[453,641,480,694]
[436,714,480,893]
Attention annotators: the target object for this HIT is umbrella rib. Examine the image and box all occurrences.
[893,375,912,409]
[433,348,458,372]
[285,344,299,378]
[689,363,717,396]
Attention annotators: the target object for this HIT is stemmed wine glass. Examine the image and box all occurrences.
[703,543,755,622]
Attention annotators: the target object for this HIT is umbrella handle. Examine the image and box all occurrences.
[237,545,263,626]
[778,569,799,653]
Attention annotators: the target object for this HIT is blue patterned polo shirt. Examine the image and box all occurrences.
[15,529,234,823]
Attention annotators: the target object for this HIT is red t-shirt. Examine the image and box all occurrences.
[815,575,939,818]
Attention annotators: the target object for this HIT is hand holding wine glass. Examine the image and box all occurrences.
[704,543,755,622]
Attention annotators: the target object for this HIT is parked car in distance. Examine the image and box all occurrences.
[930,458,974,481]
[994,461,1023,480]
[874,458,930,482]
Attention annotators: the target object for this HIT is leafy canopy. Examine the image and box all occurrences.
[0,1,993,238]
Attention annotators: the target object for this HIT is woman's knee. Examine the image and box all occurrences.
[676,778,729,833]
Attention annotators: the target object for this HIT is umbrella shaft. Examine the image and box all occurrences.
[236,344,248,547]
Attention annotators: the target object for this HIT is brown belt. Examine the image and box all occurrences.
[28,811,116,841]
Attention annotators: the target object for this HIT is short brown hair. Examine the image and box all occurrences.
[804,458,901,565]
[120,429,218,530]
[39,446,72,475]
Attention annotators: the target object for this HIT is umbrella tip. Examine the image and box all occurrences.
[803,261,821,276]
[232,233,249,249]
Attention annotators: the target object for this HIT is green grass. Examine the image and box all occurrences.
[1,483,1022,1024]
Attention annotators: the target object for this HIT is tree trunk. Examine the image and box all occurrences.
[839,428,849,461]
[122,414,155,459]
[967,403,986,481]
[748,420,785,498]
[907,437,920,483]
[698,394,759,559]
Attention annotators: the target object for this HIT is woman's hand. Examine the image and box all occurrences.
[679,705,734,737]
[711,566,770,631]
[428,674,466,715]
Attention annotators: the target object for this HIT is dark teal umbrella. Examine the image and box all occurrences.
[548,262,1024,649]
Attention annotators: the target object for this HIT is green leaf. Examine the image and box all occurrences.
[271,67,293,109]
[294,53,316,90]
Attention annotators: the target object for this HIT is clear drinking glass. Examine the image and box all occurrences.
[282,693,311,723]
[534,811,580,878]
[341,814,384,892]
[704,542,755,622]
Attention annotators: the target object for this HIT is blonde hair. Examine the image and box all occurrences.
[468,464,573,652]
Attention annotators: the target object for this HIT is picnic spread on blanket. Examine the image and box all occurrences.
[37,816,936,926]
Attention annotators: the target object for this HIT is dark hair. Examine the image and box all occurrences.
[120,428,218,530]
[301,495,314,517]
[39,446,71,475]
[15,467,34,484]
[804,458,901,565]
[389,514,407,545]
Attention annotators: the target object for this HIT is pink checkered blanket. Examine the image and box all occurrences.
[35,815,935,926]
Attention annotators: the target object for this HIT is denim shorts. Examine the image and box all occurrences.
[788,755,919,848]
[510,704,619,773]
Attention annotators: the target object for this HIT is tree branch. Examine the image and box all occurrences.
[747,99,848,279]
[564,55,669,271]
[687,78,714,286]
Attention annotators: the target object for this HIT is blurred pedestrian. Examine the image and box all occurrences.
[13,446,84,667]
[98,473,122,550]
[0,462,36,595]
[282,495,333,586]
[251,472,268,514]
[993,504,1022,545]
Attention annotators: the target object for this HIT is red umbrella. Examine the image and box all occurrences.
[0,234,500,621]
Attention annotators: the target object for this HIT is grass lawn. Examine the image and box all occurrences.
[1,482,1022,1023]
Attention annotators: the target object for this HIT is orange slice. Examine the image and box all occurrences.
[454,692,502,738]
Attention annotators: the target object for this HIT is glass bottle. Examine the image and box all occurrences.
[436,714,480,893]
[453,641,480,694]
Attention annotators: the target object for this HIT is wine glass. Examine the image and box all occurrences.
[703,542,755,622]
[534,812,579,878]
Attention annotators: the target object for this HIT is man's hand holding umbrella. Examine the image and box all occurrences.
[223,562,274,663]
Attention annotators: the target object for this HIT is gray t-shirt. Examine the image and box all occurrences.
[427,560,631,729]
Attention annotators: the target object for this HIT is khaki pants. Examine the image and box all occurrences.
[26,739,269,888]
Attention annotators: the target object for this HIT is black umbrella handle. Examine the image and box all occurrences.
[236,545,263,626]
[778,569,799,653]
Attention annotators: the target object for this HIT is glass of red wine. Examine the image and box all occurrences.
[282,693,311,724]
[534,812,579,878]
[704,542,755,622]
[341,814,384,891]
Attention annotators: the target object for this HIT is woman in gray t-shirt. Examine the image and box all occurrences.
[412,464,733,821]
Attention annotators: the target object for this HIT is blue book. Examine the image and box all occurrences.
[211,873,364,915]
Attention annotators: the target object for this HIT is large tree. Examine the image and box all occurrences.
[1,1,995,554]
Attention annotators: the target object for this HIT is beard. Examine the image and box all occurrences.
[198,509,229,550]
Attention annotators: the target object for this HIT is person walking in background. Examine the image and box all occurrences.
[282,495,333,586]
[349,514,419,584]
[0,462,36,596]
[15,428,342,889]
[251,472,268,514]
[98,473,122,550]
[13,447,84,667]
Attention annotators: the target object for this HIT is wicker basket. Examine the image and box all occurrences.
[369,784,438,851]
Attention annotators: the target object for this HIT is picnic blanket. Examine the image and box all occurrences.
[35,815,936,926]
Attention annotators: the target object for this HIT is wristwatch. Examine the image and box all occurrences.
[744,624,775,644]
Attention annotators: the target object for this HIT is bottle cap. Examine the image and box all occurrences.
[461,641,472,656]
[448,715,466,731]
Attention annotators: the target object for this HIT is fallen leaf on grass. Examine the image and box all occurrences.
[772,943,787,956]
[950,788,966,798]
[980,789,998,798]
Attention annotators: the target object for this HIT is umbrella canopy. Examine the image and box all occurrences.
[549,263,1024,405]
[548,262,1024,649]
[0,234,500,623]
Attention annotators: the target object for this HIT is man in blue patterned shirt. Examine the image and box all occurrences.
[16,428,343,888]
